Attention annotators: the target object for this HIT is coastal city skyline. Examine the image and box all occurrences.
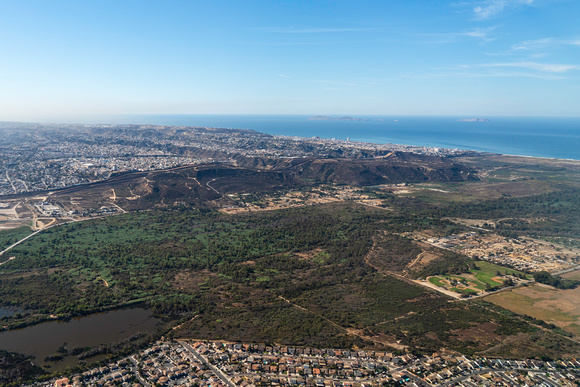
[1,0,579,121]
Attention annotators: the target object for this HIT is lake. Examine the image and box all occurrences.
[0,308,161,370]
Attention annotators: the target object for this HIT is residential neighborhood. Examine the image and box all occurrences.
[37,340,580,387]
[0,122,472,197]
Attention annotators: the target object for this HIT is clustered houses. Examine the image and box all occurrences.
[411,231,579,273]
[40,340,580,387]
[0,122,469,196]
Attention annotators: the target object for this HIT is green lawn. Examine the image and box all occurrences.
[469,261,531,288]
[451,287,479,294]
[428,276,447,287]
[428,261,530,295]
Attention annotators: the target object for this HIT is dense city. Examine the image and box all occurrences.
[0,122,471,196]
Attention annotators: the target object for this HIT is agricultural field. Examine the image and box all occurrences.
[427,261,531,296]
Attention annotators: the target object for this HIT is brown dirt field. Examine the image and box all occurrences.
[562,270,580,282]
[220,196,340,214]
[452,322,500,345]
[485,284,580,336]
[407,249,439,270]
[294,249,324,260]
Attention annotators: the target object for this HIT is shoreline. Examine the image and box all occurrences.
[2,119,579,162]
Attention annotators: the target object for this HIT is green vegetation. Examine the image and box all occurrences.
[0,350,44,386]
[428,277,447,287]
[1,158,580,364]
[416,250,469,278]
[0,226,32,254]
[434,187,580,242]
[533,271,580,289]
[427,261,530,295]
[451,287,478,294]
[0,201,568,358]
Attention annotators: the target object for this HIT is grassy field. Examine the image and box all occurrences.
[473,261,531,280]
[427,261,529,295]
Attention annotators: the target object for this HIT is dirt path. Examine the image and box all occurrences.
[22,202,38,230]
[173,315,199,331]
[206,178,220,194]
[0,256,15,266]
[363,239,464,301]
[407,251,425,269]
[277,295,406,350]
[111,202,127,213]
[37,218,57,229]
[108,189,127,213]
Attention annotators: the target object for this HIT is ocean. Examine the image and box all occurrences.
[66,115,580,160]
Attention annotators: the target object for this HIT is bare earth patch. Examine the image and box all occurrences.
[485,284,580,336]
[173,270,216,292]
[452,322,501,345]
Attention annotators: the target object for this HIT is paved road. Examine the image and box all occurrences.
[128,356,152,387]
[179,341,236,387]
[553,264,580,276]
[0,228,43,257]
[206,178,220,194]
[440,367,561,386]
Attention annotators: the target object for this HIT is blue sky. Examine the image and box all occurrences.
[0,0,579,119]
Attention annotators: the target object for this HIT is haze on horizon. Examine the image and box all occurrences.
[0,0,579,121]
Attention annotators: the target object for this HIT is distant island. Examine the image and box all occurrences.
[309,116,367,121]
[457,118,489,122]
[309,116,384,122]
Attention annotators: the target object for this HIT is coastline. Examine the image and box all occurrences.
[2,115,579,161]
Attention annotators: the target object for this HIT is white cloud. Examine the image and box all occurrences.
[401,70,564,80]
[513,37,580,50]
[461,61,579,73]
[485,36,580,57]
[462,29,490,38]
[473,0,534,19]
[417,26,497,43]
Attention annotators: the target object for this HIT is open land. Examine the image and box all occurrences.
[485,270,580,338]
[0,122,579,385]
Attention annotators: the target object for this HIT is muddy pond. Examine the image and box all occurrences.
[0,307,162,370]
